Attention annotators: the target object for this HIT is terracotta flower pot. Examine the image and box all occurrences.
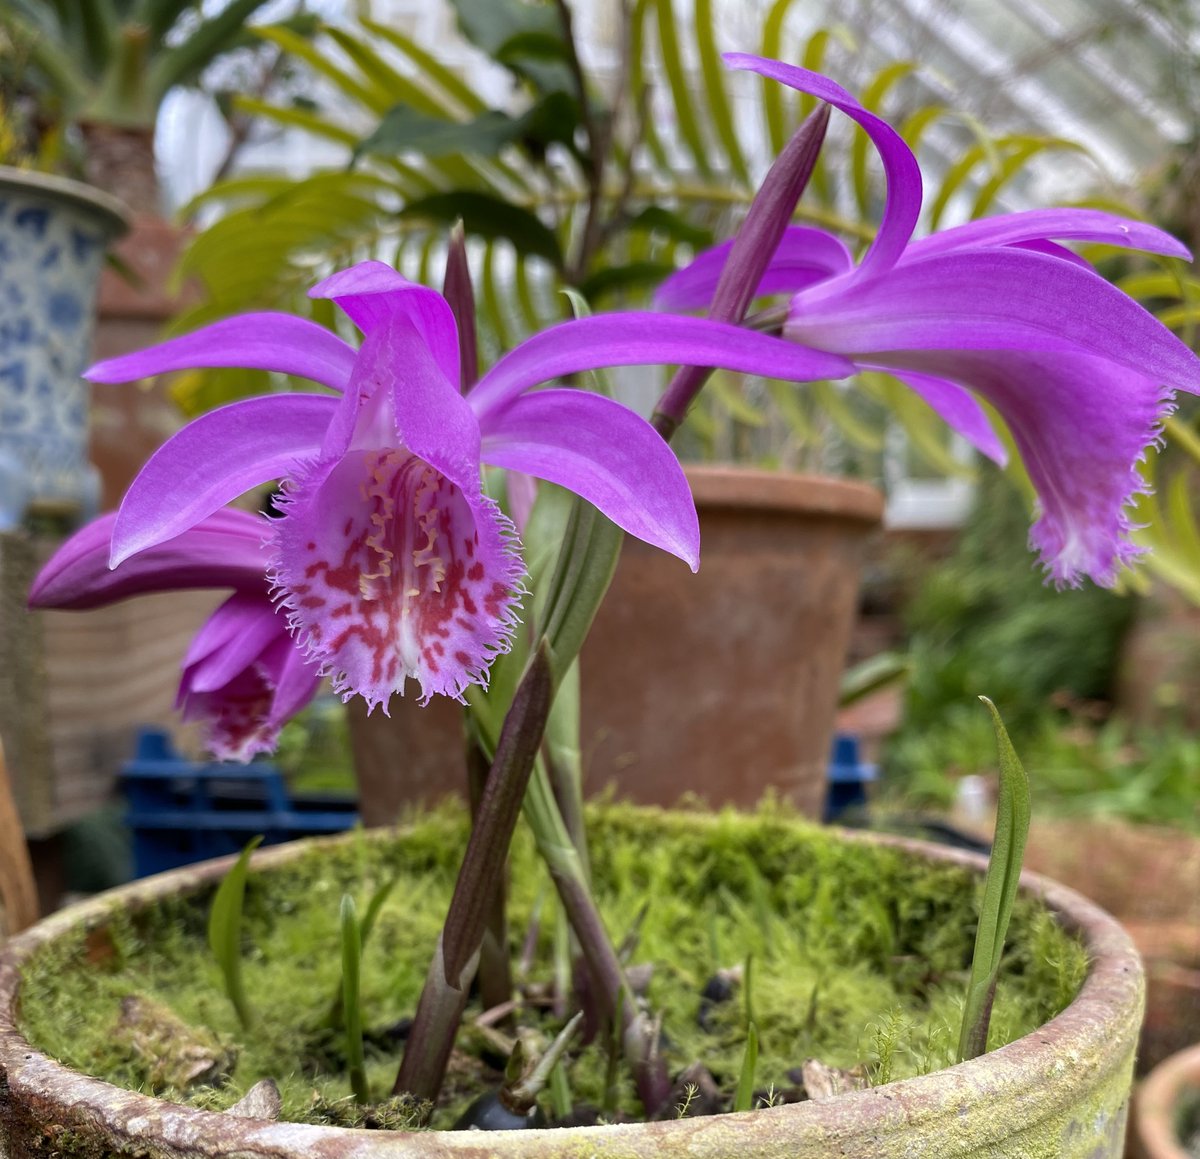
[351,467,884,824]
[1023,819,1200,1073]
[91,214,197,512]
[1129,1042,1200,1159]
[0,818,1142,1158]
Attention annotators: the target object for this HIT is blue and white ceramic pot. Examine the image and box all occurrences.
[0,167,128,529]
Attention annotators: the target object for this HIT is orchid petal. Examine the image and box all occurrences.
[863,366,1007,465]
[470,313,855,421]
[271,450,523,710]
[789,249,1200,393]
[724,53,922,275]
[112,395,336,567]
[384,316,482,495]
[654,226,854,312]
[177,603,319,761]
[311,260,460,387]
[182,593,286,694]
[317,315,482,498]
[177,596,302,761]
[480,389,700,570]
[1010,240,1092,269]
[879,348,1168,587]
[266,644,324,729]
[505,472,539,536]
[901,208,1192,264]
[86,314,356,392]
[30,510,269,610]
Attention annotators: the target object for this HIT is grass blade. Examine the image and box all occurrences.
[206,835,263,1031]
[956,699,1032,1062]
[733,1021,759,1111]
[340,894,369,1104]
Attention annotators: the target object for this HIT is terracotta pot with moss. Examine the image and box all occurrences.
[0,810,1142,1158]
[1130,1043,1200,1159]
[351,468,884,824]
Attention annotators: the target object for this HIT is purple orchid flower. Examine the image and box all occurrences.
[29,510,321,761]
[87,261,848,710]
[655,56,1200,588]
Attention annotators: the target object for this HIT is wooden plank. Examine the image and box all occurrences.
[0,737,39,938]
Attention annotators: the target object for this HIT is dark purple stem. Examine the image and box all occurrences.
[393,645,554,1103]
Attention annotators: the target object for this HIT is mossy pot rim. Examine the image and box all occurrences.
[0,809,1142,1158]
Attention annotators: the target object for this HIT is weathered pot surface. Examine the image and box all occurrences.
[0,823,1143,1158]
[1131,1042,1200,1159]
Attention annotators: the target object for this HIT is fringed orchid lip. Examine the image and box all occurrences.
[273,449,523,709]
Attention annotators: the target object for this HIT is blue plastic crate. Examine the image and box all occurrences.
[824,732,878,822]
[120,729,359,878]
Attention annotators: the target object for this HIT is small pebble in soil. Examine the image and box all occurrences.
[696,967,741,1032]
[453,1090,548,1130]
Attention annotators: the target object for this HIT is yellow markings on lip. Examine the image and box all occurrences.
[354,450,452,601]
[361,449,399,586]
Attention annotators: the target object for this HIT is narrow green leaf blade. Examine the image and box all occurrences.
[340,895,369,1104]
[733,1021,759,1112]
[957,699,1032,1061]
[206,835,264,1030]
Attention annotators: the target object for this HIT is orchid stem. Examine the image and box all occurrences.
[523,762,673,1115]
[393,644,554,1105]
[466,737,514,1017]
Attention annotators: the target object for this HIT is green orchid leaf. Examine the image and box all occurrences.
[231,97,360,148]
[339,895,369,1104]
[733,1021,760,1112]
[323,26,449,118]
[207,835,264,1031]
[708,372,769,427]
[956,699,1032,1062]
[400,191,564,270]
[759,0,804,152]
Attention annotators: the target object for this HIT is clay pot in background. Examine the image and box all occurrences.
[1129,1042,1200,1159]
[90,214,196,511]
[351,467,883,825]
[1023,818,1200,1074]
